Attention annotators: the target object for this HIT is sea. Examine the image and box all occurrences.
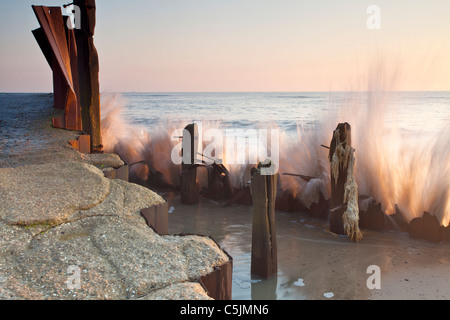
[101,90,449,223]
[117,91,449,135]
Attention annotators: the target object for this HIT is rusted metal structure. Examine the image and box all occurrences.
[32,1,102,153]
[32,5,82,131]
[68,134,90,153]
[140,202,169,235]
[199,238,233,300]
[73,0,102,153]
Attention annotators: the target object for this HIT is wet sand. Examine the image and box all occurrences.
[164,194,450,300]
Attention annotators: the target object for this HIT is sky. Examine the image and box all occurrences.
[0,0,449,92]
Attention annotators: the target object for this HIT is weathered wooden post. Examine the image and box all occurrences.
[251,160,277,279]
[328,122,362,241]
[181,123,199,204]
[74,0,102,153]
[205,163,233,201]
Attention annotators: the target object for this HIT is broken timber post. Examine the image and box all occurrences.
[251,160,277,279]
[181,123,199,204]
[205,163,233,200]
[328,122,362,241]
[74,0,103,153]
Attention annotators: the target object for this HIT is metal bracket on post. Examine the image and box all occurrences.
[68,134,90,153]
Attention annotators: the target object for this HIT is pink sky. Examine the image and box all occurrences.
[0,0,449,92]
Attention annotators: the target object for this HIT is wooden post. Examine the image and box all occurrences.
[328,123,351,235]
[328,122,362,241]
[205,163,233,201]
[251,160,277,279]
[328,123,352,235]
[181,123,199,204]
[74,0,102,153]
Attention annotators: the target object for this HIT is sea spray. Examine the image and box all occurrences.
[100,85,449,227]
[333,64,450,226]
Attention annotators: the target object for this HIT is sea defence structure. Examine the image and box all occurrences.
[32,1,102,153]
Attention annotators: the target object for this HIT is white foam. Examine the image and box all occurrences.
[293,278,305,287]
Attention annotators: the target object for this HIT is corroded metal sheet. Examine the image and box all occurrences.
[32,5,81,131]
[74,0,102,153]
[31,28,52,68]
[199,238,233,300]
[78,134,90,154]
[171,233,233,300]
[140,202,169,235]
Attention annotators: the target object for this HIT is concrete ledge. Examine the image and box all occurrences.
[0,161,231,300]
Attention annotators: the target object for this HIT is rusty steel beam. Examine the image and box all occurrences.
[32,5,82,131]
[32,28,52,68]
[74,0,102,153]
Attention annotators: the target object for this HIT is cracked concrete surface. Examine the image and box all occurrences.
[0,161,228,300]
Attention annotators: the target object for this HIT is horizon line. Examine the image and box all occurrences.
[2,90,449,94]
